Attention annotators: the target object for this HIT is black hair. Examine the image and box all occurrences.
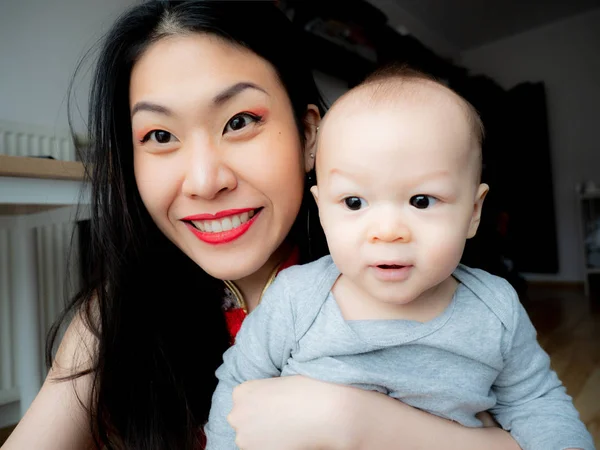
[47,2,327,449]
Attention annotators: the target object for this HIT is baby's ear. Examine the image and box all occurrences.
[310,185,319,204]
[303,105,321,172]
[467,183,489,238]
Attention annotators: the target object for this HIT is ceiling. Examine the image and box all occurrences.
[383,0,600,51]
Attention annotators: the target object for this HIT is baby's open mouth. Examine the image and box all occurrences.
[377,264,404,269]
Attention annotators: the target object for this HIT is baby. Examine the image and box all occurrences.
[205,66,594,450]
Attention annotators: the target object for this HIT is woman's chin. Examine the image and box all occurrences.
[194,255,267,282]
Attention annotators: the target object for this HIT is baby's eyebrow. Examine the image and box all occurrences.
[408,170,452,185]
[328,167,362,180]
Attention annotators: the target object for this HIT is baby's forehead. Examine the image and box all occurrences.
[333,79,464,120]
[321,78,482,147]
[317,78,483,182]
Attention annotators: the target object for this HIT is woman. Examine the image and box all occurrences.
[3,2,519,449]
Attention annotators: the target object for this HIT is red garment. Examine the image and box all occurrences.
[223,307,246,343]
[224,247,300,341]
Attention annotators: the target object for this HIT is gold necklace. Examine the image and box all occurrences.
[223,262,281,314]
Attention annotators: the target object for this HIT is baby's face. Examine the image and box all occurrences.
[312,83,488,306]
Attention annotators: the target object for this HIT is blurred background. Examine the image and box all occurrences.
[1,0,599,445]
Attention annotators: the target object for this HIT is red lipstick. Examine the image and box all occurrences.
[183,208,261,245]
[182,208,255,221]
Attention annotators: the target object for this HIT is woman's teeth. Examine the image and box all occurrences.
[192,210,255,233]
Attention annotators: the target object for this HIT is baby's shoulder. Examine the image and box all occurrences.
[275,254,339,312]
[453,264,521,331]
[277,254,338,284]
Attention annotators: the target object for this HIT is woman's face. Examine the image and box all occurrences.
[130,34,317,281]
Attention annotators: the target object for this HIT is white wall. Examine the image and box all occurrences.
[0,0,137,132]
[459,8,600,282]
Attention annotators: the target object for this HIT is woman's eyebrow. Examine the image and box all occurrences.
[213,82,268,105]
[131,102,172,118]
[131,82,268,118]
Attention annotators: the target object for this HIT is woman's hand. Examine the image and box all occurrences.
[476,411,502,428]
[228,376,354,450]
[228,375,521,450]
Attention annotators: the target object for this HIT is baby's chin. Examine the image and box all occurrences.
[368,288,421,306]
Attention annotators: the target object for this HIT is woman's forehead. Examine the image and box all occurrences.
[130,33,282,100]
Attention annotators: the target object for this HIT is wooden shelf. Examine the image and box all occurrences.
[0,155,90,217]
[0,155,85,181]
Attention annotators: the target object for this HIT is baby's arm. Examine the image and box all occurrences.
[490,298,594,450]
[204,275,296,450]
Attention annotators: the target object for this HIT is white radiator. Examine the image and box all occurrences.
[0,121,81,408]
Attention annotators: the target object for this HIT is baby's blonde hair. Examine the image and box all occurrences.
[360,64,485,148]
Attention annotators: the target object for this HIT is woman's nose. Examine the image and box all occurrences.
[181,141,237,199]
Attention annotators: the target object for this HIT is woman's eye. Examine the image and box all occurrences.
[141,130,177,144]
[343,197,367,211]
[224,113,262,134]
[410,195,438,209]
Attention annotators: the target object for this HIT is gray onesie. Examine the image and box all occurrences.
[205,255,594,450]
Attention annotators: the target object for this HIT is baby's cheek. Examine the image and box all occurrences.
[324,222,360,266]
[424,235,466,272]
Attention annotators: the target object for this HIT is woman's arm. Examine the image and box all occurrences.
[2,311,96,450]
[342,382,521,450]
[228,376,521,450]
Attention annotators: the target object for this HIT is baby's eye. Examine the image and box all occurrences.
[141,130,178,144]
[410,195,438,209]
[343,197,368,211]
[224,113,262,134]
